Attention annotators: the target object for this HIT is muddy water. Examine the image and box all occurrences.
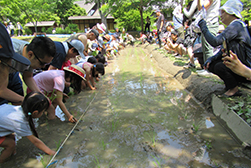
[41,47,250,168]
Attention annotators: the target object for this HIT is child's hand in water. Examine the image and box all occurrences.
[69,115,77,123]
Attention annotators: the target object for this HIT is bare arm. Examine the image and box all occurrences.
[0,72,23,104]
[54,90,74,120]
[26,135,55,155]
[197,0,212,10]
[22,71,40,92]
[223,50,251,80]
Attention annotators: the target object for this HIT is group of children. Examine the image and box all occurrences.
[0,22,116,162]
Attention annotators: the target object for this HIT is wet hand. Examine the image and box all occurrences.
[69,115,77,123]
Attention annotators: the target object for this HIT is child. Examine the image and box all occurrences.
[75,62,105,90]
[28,65,86,123]
[0,92,55,163]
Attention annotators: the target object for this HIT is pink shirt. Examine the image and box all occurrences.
[33,70,65,94]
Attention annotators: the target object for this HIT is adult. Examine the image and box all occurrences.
[145,16,151,33]
[65,29,99,57]
[0,22,30,105]
[164,29,187,56]
[155,9,165,48]
[172,5,184,39]
[93,23,107,34]
[197,0,220,67]
[48,39,85,70]
[198,0,251,97]
[17,22,23,36]
[8,22,15,37]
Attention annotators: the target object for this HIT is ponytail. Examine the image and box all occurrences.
[22,92,49,138]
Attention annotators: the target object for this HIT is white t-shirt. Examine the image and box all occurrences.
[0,104,32,137]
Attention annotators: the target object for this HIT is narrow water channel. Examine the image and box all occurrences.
[50,46,251,168]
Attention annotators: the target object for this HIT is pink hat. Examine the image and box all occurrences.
[153,29,156,32]
[97,23,106,33]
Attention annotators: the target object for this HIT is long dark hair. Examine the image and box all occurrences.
[64,70,83,94]
[21,92,50,138]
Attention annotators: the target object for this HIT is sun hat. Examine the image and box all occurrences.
[0,22,30,70]
[103,34,110,41]
[97,23,106,33]
[219,0,243,19]
[63,65,86,80]
[69,39,85,59]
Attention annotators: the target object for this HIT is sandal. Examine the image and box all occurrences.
[69,115,77,123]
[219,90,242,98]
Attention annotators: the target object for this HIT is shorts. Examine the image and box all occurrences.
[0,136,6,145]
[0,72,24,105]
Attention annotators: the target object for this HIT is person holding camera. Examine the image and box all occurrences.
[198,0,251,97]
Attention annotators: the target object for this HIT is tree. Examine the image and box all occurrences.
[104,0,178,32]
[85,0,109,32]
[1,0,58,32]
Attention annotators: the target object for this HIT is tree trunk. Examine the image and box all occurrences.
[140,7,144,32]
[98,0,108,32]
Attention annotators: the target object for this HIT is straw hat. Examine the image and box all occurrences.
[63,65,86,80]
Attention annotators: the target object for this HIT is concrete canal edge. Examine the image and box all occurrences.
[212,94,251,146]
[141,44,251,149]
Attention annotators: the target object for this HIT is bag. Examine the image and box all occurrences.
[193,34,204,67]
[193,34,203,57]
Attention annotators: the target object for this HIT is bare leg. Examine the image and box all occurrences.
[0,136,16,163]
[187,47,194,64]
[224,86,239,96]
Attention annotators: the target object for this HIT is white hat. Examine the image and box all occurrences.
[219,0,243,19]
[69,40,85,59]
[97,23,106,33]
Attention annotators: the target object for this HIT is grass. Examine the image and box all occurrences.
[99,139,109,150]
[146,132,156,147]
[192,120,203,133]
[93,154,100,168]
[54,139,62,151]
[38,153,47,168]
[150,154,161,168]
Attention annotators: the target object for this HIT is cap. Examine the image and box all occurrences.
[166,22,173,27]
[90,43,98,51]
[0,22,30,68]
[69,39,85,59]
[63,65,86,81]
[171,29,178,36]
[155,9,160,13]
[97,23,106,33]
[219,0,243,19]
[90,29,99,39]
[97,36,103,48]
